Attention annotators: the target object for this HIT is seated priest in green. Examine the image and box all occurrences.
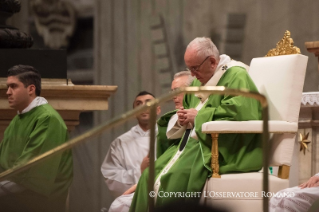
[129,37,262,211]
[0,65,73,212]
[156,70,194,158]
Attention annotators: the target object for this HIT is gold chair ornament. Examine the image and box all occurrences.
[266,30,301,57]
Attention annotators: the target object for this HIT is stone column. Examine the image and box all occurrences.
[299,93,319,183]
[305,41,319,74]
[299,42,319,182]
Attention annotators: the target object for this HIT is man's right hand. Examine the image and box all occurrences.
[177,108,197,127]
[299,175,319,189]
[123,184,137,195]
[140,155,149,173]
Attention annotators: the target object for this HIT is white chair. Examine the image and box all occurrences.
[200,54,308,212]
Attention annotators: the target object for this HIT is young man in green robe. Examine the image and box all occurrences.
[0,65,73,212]
[129,37,262,211]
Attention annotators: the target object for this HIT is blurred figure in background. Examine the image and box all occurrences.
[101,91,161,212]
[171,70,194,109]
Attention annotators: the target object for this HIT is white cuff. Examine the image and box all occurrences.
[166,114,186,139]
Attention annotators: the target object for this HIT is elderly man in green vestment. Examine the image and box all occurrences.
[0,65,73,212]
[129,37,262,211]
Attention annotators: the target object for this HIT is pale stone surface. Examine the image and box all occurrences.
[0,78,117,139]
[298,93,319,185]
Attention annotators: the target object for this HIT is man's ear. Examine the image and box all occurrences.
[156,106,161,115]
[28,84,36,96]
[209,56,217,69]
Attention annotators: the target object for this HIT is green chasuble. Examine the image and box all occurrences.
[156,110,180,158]
[0,104,73,199]
[130,66,262,212]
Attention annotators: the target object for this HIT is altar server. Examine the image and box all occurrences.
[101,91,160,211]
[0,65,73,212]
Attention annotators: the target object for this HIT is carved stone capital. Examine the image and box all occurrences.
[30,0,76,49]
[299,92,319,128]
[301,92,319,106]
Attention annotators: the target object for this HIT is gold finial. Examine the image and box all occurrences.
[266,30,301,57]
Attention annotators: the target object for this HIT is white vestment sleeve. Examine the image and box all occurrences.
[166,113,186,139]
[269,186,319,212]
[190,128,198,140]
[108,193,134,212]
[190,99,208,140]
[101,139,141,198]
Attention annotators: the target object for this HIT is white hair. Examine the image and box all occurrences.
[174,70,194,86]
[186,37,220,59]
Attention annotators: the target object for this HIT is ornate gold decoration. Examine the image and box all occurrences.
[299,132,311,155]
[278,165,290,179]
[266,30,301,57]
[211,133,221,178]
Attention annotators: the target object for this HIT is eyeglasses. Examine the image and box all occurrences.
[169,87,182,93]
[186,56,210,73]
